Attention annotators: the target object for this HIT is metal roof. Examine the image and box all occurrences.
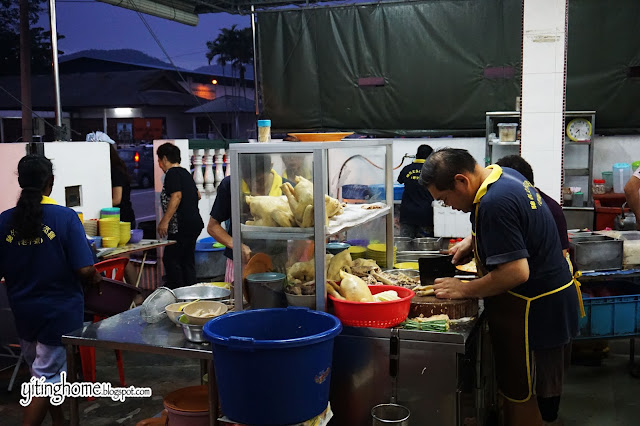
[185,95,255,113]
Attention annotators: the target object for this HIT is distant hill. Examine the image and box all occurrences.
[59,49,178,69]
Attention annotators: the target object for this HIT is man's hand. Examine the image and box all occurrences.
[450,235,473,265]
[157,219,169,238]
[433,277,467,299]
[241,244,252,264]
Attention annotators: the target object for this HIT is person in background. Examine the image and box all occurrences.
[157,143,204,289]
[624,165,640,230]
[495,155,571,425]
[108,142,138,285]
[496,155,570,256]
[0,155,101,426]
[397,144,434,237]
[208,154,288,283]
[420,148,579,426]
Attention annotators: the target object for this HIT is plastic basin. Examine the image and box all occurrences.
[203,308,342,425]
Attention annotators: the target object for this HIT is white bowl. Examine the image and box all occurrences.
[165,302,185,326]
[183,301,228,326]
[285,293,316,309]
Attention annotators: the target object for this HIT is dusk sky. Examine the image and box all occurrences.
[38,1,250,70]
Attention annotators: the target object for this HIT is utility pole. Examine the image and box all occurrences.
[20,0,32,144]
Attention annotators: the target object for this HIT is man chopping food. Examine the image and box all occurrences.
[419,148,579,426]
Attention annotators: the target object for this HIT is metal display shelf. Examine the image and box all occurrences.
[240,204,390,240]
[229,139,395,312]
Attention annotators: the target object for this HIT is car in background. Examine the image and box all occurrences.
[118,145,154,188]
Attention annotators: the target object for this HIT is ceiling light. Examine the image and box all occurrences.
[98,0,199,26]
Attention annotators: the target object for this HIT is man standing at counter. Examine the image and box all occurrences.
[419,148,579,426]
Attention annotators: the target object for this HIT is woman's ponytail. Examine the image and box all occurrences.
[12,155,54,240]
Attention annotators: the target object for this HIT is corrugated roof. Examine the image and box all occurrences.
[0,70,207,109]
[185,95,256,113]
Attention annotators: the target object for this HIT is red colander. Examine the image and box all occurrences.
[328,285,415,328]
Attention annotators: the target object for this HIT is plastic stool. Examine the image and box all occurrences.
[79,258,129,390]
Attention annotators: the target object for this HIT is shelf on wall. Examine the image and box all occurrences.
[565,168,590,176]
[488,141,520,146]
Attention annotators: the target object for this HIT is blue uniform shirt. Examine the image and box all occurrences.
[397,159,434,227]
[472,166,579,350]
[0,197,95,346]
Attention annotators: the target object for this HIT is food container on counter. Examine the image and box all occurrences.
[613,163,631,193]
[257,119,271,143]
[394,237,413,251]
[602,171,613,193]
[245,272,287,309]
[328,285,415,328]
[178,315,207,343]
[172,285,230,302]
[182,301,228,326]
[414,237,442,251]
[497,123,518,142]
[285,293,316,309]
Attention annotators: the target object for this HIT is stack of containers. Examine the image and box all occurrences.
[99,208,121,247]
[83,219,98,237]
[119,222,131,246]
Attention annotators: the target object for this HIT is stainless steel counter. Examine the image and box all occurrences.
[61,307,219,426]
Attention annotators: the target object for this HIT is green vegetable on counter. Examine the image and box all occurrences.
[401,319,449,332]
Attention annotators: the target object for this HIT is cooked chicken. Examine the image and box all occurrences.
[245,196,295,227]
[327,249,353,281]
[351,258,381,277]
[339,270,374,302]
[281,176,343,227]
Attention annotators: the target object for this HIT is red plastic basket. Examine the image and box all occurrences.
[328,285,415,328]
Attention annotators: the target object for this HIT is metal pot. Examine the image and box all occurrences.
[371,404,410,426]
[614,202,637,231]
[394,237,413,251]
[414,237,442,251]
[173,285,231,302]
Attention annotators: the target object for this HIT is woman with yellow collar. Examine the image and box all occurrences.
[420,149,579,426]
[207,154,290,283]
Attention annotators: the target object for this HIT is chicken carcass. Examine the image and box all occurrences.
[339,270,374,302]
[281,176,344,227]
[245,196,295,227]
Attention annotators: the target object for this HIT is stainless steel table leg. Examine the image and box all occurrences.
[66,344,79,426]
[208,359,219,426]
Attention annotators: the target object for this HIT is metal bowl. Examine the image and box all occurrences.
[394,237,413,251]
[178,315,207,343]
[414,237,442,251]
[173,285,231,302]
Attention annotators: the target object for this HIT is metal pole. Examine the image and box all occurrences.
[19,0,32,143]
[250,5,259,117]
[49,0,63,130]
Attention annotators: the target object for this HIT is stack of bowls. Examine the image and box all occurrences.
[99,218,120,246]
[348,245,367,260]
[102,236,118,248]
[83,219,98,237]
[366,243,397,268]
[100,207,120,221]
[119,222,131,246]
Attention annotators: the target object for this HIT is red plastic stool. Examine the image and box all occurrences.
[79,258,129,389]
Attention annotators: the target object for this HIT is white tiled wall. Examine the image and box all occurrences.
[521,0,568,202]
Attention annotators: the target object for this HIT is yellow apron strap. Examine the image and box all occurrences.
[565,253,586,318]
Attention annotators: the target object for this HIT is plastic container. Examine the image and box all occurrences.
[246,272,287,309]
[257,119,271,142]
[393,184,405,201]
[572,191,585,207]
[613,163,632,193]
[326,242,350,255]
[328,285,415,328]
[341,184,370,200]
[84,277,142,317]
[577,281,640,339]
[163,385,209,426]
[593,179,606,195]
[129,229,143,244]
[497,123,518,142]
[195,237,226,280]
[602,171,613,193]
[633,160,640,171]
[203,308,342,425]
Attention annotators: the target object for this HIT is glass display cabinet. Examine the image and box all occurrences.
[228,139,394,312]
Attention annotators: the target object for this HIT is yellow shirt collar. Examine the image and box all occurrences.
[413,159,425,164]
[41,196,57,205]
[241,170,283,196]
[473,165,502,204]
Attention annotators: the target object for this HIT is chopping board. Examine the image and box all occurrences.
[409,295,478,319]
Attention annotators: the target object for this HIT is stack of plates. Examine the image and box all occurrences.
[99,218,120,245]
[348,246,367,260]
[100,207,120,222]
[366,243,397,268]
[83,219,98,237]
[119,222,131,246]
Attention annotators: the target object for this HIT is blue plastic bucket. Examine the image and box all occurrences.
[203,308,342,425]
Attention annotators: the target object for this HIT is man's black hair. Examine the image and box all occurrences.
[416,144,434,160]
[496,155,534,184]
[419,148,477,191]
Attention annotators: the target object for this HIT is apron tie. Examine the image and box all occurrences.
[566,253,586,318]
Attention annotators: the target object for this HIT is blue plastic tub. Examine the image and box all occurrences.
[369,184,405,201]
[196,236,225,252]
[203,308,342,425]
[195,237,226,280]
[341,184,370,199]
[577,281,640,339]
[394,184,405,201]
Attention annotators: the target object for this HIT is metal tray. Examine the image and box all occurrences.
[570,236,623,271]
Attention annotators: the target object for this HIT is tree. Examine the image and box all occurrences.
[0,0,64,76]
[206,25,253,98]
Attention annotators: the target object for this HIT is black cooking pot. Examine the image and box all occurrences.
[418,255,457,285]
